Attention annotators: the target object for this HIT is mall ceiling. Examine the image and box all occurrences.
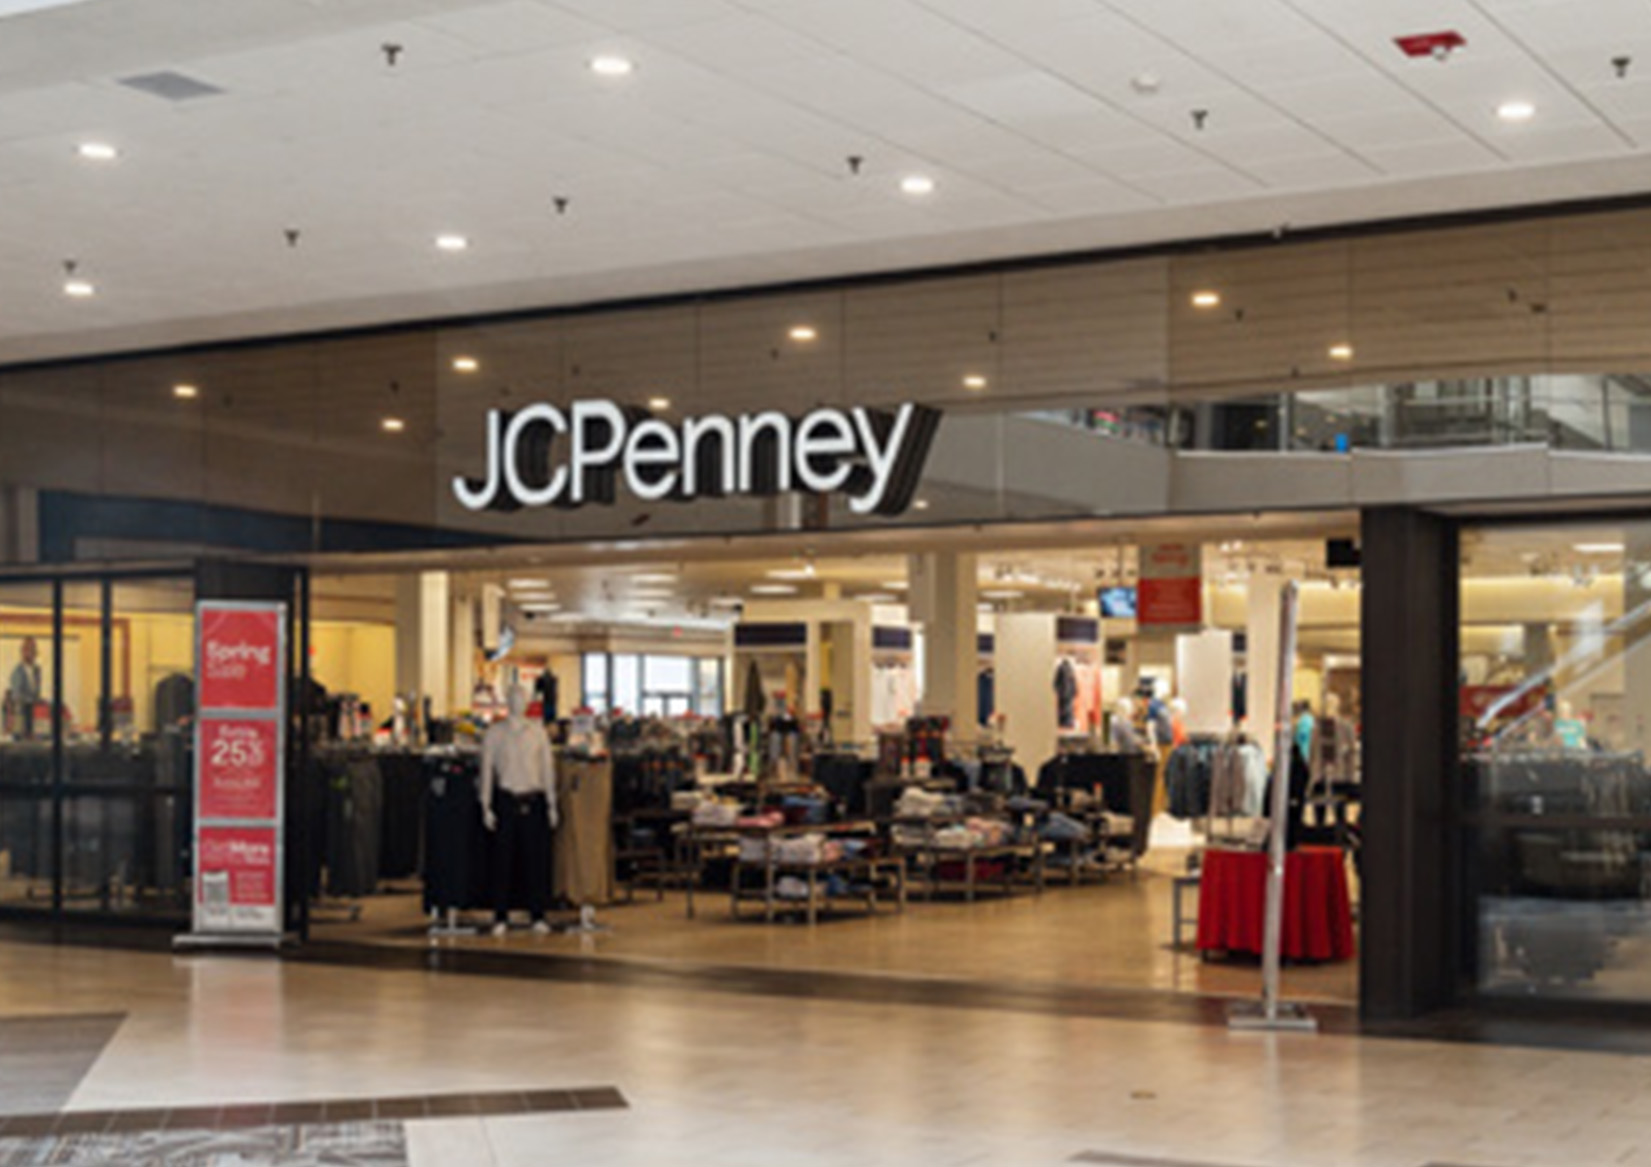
[5,0,1651,364]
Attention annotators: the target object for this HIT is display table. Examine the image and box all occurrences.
[1196,845,1354,962]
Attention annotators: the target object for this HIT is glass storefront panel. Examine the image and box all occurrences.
[1463,520,1651,1001]
[0,582,57,911]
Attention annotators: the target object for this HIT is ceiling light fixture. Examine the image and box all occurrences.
[900,174,936,196]
[647,395,671,411]
[172,383,199,400]
[76,141,117,161]
[1574,542,1625,554]
[963,374,988,390]
[452,355,479,372]
[858,592,897,603]
[508,578,552,590]
[632,572,677,584]
[63,277,94,297]
[1191,290,1221,308]
[788,325,817,342]
[1328,343,1354,361]
[982,588,1024,600]
[381,416,406,433]
[750,583,798,596]
[590,55,634,77]
[913,499,931,510]
[435,233,470,252]
[880,580,908,590]
[1497,99,1536,122]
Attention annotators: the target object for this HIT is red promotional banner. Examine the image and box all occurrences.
[199,718,279,821]
[198,606,283,711]
[196,826,279,931]
[1138,542,1203,627]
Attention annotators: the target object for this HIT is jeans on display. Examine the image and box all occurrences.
[491,789,551,923]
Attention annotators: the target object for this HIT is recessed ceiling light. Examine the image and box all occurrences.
[63,278,94,297]
[767,566,816,581]
[452,355,479,372]
[1574,542,1625,554]
[647,396,671,411]
[76,141,117,161]
[590,55,634,77]
[520,602,562,613]
[435,233,469,252]
[913,499,931,510]
[1328,343,1354,361]
[788,325,818,342]
[963,374,988,390]
[381,416,406,433]
[750,583,798,596]
[1191,290,1221,308]
[880,580,908,590]
[1497,99,1535,122]
[982,588,1024,600]
[632,572,677,584]
[172,383,199,400]
[900,174,936,196]
[858,592,898,604]
[508,578,552,590]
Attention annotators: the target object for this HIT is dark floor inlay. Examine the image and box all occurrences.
[0,1086,628,1139]
[0,1013,125,1118]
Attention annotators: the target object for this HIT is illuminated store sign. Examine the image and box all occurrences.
[454,400,940,517]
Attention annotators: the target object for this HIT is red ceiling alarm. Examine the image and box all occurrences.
[1395,31,1466,59]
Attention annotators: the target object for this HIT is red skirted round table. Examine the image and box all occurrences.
[1195,845,1355,961]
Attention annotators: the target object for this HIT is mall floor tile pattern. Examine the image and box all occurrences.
[0,940,1641,1166]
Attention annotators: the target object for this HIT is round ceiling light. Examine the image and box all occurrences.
[63,278,95,297]
[1497,99,1535,122]
[900,174,936,196]
[172,383,199,400]
[452,355,479,372]
[435,234,470,252]
[963,374,988,390]
[788,325,818,342]
[381,417,406,433]
[1328,343,1354,361]
[76,142,118,161]
[647,396,671,411]
[1191,290,1221,308]
[590,55,635,77]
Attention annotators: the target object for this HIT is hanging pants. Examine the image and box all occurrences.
[491,790,551,923]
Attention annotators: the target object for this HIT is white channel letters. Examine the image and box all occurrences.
[454,400,939,518]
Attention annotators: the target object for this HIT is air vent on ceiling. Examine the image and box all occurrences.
[119,71,224,101]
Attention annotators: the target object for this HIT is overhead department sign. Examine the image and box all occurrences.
[453,400,940,517]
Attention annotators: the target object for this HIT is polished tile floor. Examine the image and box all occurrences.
[0,939,1639,1167]
[314,847,1360,1007]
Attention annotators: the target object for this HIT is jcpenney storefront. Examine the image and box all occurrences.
[10,196,1651,1024]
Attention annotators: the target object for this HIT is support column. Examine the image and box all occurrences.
[395,571,452,717]
[1245,574,1286,760]
[908,552,978,742]
[1360,507,1461,1021]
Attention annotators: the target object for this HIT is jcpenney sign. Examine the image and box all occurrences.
[454,400,940,517]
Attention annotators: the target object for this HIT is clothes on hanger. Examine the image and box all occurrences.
[1054,658,1078,728]
[1209,736,1268,817]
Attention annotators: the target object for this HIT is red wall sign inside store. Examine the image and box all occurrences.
[198,718,279,821]
[198,606,283,711]
[195,826,279,930]
[1138,543,1204,627]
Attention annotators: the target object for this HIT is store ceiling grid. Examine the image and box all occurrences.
[5,0,1651,361]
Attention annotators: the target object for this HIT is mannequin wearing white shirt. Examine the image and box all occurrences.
[481,686,559,936]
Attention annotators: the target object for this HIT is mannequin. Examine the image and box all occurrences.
[1111,697,1148,755]
[1168,697,1189,748]
[480,685,559,936]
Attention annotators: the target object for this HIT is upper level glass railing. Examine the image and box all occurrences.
[1021,374,1651,456]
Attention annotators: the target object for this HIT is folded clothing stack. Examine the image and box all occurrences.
[692,801,739,827]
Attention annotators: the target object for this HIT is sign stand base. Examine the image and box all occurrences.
[1227,999,1319,1033]
[173,932,294,953]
